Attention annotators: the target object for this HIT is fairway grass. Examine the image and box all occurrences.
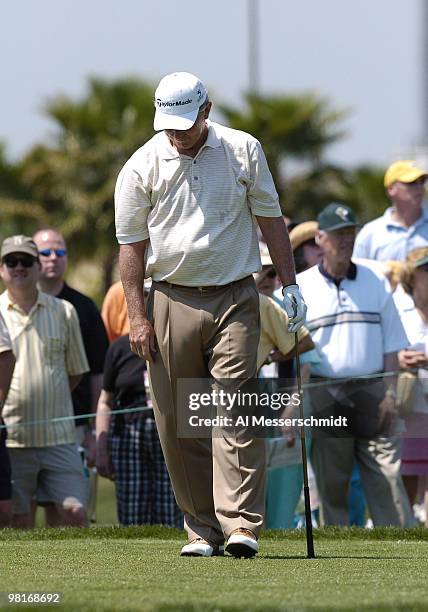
[1,527,428,611]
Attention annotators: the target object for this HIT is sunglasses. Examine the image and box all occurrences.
[38,249,67,257]
[3,255,37,268]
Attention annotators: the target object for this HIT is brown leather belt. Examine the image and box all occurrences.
[155,275,253,293]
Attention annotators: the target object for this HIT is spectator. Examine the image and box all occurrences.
[298,204,414,526]
[285,221,367,525]
[0,320,15,528]
[101,281,130,343]
[394,247,428,524]
[273,222,321,382]
[0,235,89,528]
[255,247,313,375]
[354,160,428,261]
[33,228,109,524]
[253,252,315,528]
[289,221,322,274]
[96,334,182,527]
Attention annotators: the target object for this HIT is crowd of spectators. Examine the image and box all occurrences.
[0,158,428,530]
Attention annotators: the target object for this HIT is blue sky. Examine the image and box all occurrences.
[1,0,423,167]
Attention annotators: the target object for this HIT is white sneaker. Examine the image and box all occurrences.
[180,538,224,557]
[225,529,258,558]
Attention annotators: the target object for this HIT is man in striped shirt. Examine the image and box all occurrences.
[298,204,413,527]
[115,72,306,557]
[0,235,89,528]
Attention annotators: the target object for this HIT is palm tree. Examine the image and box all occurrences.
[219,92,348,198]
[283,164,387,222]
[18,77,156,293]
[0,144,49,236]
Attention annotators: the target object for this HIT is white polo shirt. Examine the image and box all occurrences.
[115,120,282,286]
[296,262,408,378]
[353,206,428,261]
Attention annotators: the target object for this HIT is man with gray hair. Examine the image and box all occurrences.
[298,204,413,527]
[115,71,306,557]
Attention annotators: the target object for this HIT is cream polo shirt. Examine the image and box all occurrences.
[257,294,309,371]
[115,121,282,286]
[0,291,89,448]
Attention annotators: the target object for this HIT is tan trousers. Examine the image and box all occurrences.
[146,276,264,544]
[311,436,414,527]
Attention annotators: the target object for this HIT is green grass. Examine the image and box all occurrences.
[1,527,428,611]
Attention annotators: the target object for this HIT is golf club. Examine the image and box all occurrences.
[295,331,315,559]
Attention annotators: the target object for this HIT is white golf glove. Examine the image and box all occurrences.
[282,284,307,332]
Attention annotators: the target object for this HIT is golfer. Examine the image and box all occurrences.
[115,72,305,557]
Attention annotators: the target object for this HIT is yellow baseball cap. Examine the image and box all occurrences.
[384,160,427,188]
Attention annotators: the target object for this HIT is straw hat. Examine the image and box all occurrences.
[289,221,318,251]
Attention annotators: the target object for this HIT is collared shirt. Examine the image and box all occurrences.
[257,294,309,371]
[0,291,89,448]
[115,120,282,286]
[297,262,408,378]
[353,206,428,261]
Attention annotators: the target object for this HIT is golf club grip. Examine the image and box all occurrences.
[303,485,315,558]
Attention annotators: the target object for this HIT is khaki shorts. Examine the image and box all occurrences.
[8,444,88,515]
[36,425,89,505]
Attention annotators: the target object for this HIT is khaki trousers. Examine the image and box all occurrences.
[311,436,414,527]
[146,276,264,544]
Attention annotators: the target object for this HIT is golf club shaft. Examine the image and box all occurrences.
[295,332,315,559]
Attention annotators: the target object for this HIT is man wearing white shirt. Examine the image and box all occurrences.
[298,202,413,526]
[115,72,306,558]
[353,160,428,261]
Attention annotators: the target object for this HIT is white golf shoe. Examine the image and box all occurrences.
[225,528,258,558]
[180,538,225,557]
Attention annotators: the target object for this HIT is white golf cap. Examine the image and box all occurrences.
[153,72,208,131]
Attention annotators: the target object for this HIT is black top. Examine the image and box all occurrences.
[103,335,147,408]
[58,282,109,425]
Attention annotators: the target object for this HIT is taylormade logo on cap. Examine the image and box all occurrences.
[155,98,193,108]
[153,72,208,131]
